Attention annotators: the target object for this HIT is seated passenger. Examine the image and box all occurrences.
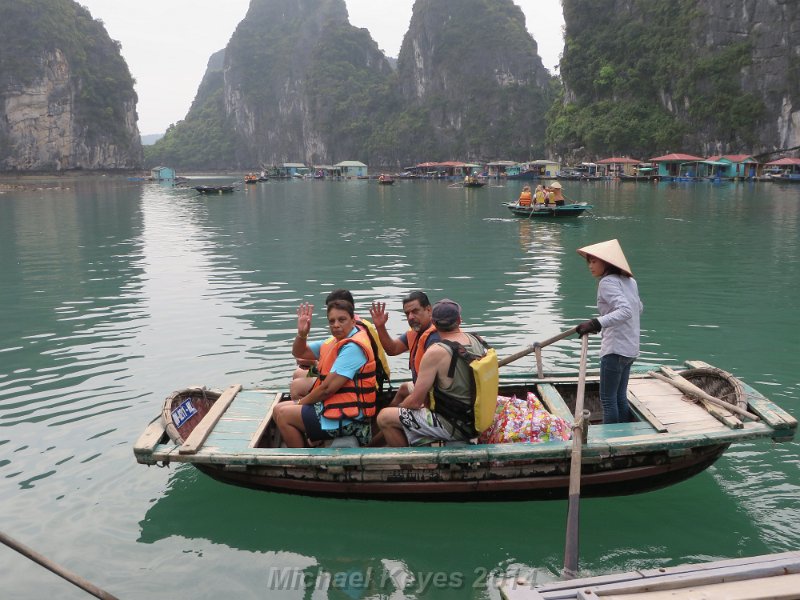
[533,184,546,205]
[290,288,389,400]
[518,185,532,207]
[377,299,491,447]
[274,300,376,448]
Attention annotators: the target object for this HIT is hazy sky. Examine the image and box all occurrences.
[78,1,564,135]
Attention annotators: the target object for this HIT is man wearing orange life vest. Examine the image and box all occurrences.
[274,299,377,447]
[377,299,487,447]
[369,290,440,406]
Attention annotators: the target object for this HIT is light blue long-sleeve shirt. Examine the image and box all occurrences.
[596,274,643,358]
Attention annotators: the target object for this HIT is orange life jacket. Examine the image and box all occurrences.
[518,191,532,207]
[406,323,437,380]
[313,329,377,420]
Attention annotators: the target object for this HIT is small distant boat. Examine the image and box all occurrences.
[377,174,394,185]
[504,202,592,218]
[244,173,258,184]
[463,176,485,188]
[194,185,236,194]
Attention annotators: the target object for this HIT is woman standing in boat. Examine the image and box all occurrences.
[576,239,643,424]
[274,299,376,447]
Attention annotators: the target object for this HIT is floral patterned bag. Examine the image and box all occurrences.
[478,392,571,444]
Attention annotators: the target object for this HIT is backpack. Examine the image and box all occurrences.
[430,334,499,438]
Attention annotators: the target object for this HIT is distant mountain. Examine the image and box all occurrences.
[140,134,164,146]
[146,0,554,169]
[0,0,142,170]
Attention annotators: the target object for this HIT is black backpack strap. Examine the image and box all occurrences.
[436,340,465,378]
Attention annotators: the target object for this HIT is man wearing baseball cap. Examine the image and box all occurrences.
[376,299,488,446]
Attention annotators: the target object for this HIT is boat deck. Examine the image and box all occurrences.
[501,551,800,599]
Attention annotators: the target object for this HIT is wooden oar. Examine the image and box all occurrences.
[649,370,759,421]
[563,333,590,579]
[498,326,578,368]
[0,530,119,599]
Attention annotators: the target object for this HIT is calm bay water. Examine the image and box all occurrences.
[1,176,798,598]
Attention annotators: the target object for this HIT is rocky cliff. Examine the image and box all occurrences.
[223,0,392,166]
[391,0,554,161]
[698,0,799,153]
[551,0,799,158]
[149,0,554,168]
[0,0,142,171]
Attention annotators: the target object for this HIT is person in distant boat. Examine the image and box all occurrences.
[546,181,565,206]
[575,239,643,424]
[290,289,390,401]
[533,184,547,205]
[518,185,533,207]
[275,299,376,447]
[369,291,440,407]
[377,299,490,447]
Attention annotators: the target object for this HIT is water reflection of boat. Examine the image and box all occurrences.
[134,363,795,501]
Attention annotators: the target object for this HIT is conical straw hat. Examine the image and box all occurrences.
[577,239,633,276]
[550,181,562,189]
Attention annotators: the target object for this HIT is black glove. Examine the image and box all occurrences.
[576,318,601,336]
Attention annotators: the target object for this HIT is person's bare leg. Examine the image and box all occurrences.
[274,402,307,448]
[290,377,315,401]
[377,407,409,447]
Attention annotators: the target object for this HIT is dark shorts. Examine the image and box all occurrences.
[300,403,372,445]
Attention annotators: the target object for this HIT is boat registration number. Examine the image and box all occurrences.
[172,398,198,428]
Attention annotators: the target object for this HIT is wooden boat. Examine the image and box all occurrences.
[133,361,795,501]
[194,185,236,194]
[244,173,258,184]
[501,551,800,599]
[463,178,486,188]
[504,202,592,218]
[377,174,394,185]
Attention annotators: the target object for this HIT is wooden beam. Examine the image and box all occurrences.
[627,391,668,433]
[179,384,242,455]
[249,393,282,448]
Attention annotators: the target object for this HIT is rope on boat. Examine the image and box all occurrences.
[0,530,120,599]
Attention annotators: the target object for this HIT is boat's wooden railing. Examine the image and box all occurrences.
[178,384,242,455]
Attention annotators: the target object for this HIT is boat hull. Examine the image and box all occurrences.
[504,202,591,218]
[191,442,727,501]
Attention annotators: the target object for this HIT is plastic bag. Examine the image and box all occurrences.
[478,392,571,444]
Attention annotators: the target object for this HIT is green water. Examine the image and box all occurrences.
[1,176,798,598]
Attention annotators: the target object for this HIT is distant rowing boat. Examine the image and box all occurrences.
[503,202,592,218]
[194,185,236,194]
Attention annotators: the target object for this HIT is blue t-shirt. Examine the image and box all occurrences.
[308,326,367,430]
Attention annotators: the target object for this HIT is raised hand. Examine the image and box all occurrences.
[369,301,389,328]
[296,302,314,337]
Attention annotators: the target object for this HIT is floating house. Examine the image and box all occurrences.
[765,157,800,182]
[649,153,705,179]
[485,160,517,178]
[334,161,368,179]
[597,157,639,177]
[150,166,175,181]
[274,163,309,178]
[705,154,759,180]
[528,159,560,179]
